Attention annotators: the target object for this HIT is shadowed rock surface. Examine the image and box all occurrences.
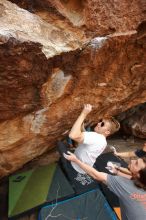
[0,0,146,178]
[118,103,146,138]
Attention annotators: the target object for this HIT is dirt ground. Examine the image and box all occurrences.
[0,136,145,220]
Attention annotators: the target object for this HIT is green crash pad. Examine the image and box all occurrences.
[8,163,74,218]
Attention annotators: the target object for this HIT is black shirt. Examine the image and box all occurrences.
[135,149,146,157]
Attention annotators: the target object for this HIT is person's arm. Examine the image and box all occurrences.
[115,167,131,179]
[114,151,135,158]
[107,162,132,179]
[69,104,92,143]
[64,151,107,183]
[143,143,146,151]
[114,143,146,158]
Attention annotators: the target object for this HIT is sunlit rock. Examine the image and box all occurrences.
[0,0,145,177]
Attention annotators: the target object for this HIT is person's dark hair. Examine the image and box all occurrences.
[134,157,146,190]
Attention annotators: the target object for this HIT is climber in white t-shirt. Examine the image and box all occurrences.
[57,104,120,175]
[69,104,120,173]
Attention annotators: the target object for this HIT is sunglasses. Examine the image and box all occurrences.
[98,119,105,127]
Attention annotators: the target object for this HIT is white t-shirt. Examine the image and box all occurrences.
[71,132,107,173]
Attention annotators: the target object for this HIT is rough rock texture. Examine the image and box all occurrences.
[0,0,146,178]
[118,103,146,139]
[9,0,146,34]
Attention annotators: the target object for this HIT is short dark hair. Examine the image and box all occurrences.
[134,157,146,190]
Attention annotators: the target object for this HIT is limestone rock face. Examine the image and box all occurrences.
[0,0,146,178]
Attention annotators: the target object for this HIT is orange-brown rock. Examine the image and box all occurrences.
[0,0,146,178]
[9,0,146,35]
